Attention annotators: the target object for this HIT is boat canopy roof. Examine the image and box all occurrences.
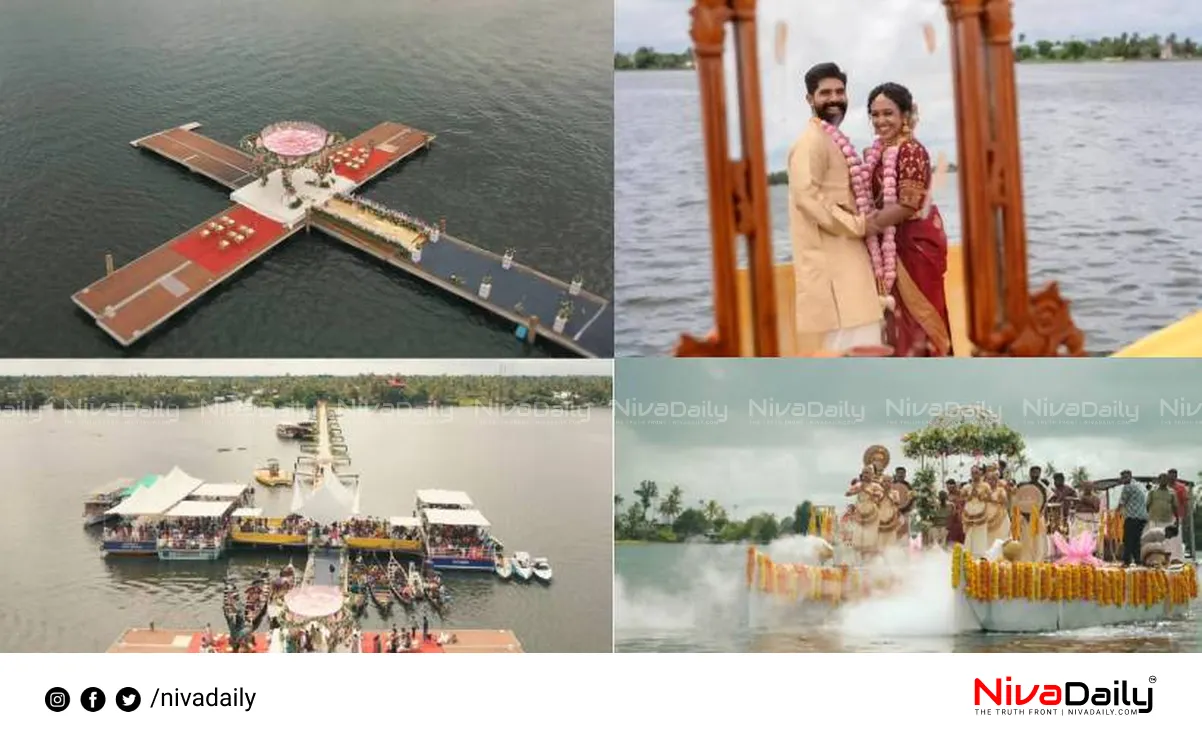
[232,507,263,518]
[416,489,474,509]
[191,482,249,500]
[422,507,490,528]
[165,499,236,519]
[107,466,203,516]
[389,516,420,528]
[87,477,135,496]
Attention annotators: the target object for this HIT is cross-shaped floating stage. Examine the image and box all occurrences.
[71,121,612,358]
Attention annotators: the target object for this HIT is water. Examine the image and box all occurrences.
[615,63,1202,356]
[615,542,1202,652]
[0,0,613,357]
[0,405,614,652]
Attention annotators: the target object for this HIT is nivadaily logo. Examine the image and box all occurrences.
[974,677,1153,715]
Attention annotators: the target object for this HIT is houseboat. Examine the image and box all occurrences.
[418,492,498,571]
[230,511,312,549]
[156,498,238,560]
[82,477,140,526]
[101,466,204,556]
[345,516,424,553]
[276,421,317,440]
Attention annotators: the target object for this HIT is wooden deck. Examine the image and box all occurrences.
[73,119,608,356]
[107,627,523,653]
[310,208,613,358]
[71,205,299,346]
[332,121,434,188]
[133,124,257,189]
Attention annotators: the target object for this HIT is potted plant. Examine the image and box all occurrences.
[569,272,584,296]
[502,248,515,270]
[478,274,493,300]
[553,300,572,334]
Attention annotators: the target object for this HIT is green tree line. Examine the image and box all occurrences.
[614,47,693,70]
[1016,32,1197,61]
[0,375,613,410]
[614,480,837,544]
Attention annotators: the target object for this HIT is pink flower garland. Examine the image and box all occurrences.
[818,121,898,295]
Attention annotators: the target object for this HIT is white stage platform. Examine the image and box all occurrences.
[230,167,356,228]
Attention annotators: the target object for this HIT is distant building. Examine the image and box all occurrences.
[1161,40,1174,59]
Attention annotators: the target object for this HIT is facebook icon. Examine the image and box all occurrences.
[81,687,106,712]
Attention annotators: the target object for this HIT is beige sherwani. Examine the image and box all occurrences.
[787,119,883,352]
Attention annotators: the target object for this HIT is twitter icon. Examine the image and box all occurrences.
[115,687,141,712]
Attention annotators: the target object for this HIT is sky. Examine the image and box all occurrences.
[614,0,1202,52]
[615,359,1202,516]
[0,359,613,377]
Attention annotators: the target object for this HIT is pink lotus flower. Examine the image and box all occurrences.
[1050,531,1103,566]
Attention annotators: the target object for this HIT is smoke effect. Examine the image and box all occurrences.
[614,535,975,651]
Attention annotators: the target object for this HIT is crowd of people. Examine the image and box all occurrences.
[340,518,421,542]
[424,525,491,557]
[922,463,1193,566]
[158,517,230,550]
[103,522,160,543]
[234,514,315,537]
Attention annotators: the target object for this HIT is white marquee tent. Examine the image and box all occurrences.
[107,466,203,517]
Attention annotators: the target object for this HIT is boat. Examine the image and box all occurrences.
[222,581,244,634]
[369,580,394,614]
[276,422,317,441]
[532,557,553,583]
[254,458,294,488]
[416,489,500,571]
[511,551,533,581]
[81,477,137,526]
[387,554,415,606]
[495,556,513,580]
[244,571,269,630]
[422,564,447,611]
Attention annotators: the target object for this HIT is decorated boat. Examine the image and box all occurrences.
[388,554,415,606]
[276,421,317,441]
[230,512,310,549]
[245,570,269,630]
[254,458,294,488]
[223,581,244,634]
[951,541,1198,632]
[81,477,138,526]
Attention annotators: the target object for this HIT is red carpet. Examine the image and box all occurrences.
[186,632,269,653]
[170,206,288,274]
[332,148,398,183]
[360,632,445,653]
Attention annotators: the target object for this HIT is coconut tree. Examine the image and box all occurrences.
[659,486,683,524]
[634,480,658,524]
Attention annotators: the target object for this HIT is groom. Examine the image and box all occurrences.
[787,62,883,354]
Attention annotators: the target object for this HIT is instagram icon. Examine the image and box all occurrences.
[44,687,70,712]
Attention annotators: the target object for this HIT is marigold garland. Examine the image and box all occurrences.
[950,554,1196,608]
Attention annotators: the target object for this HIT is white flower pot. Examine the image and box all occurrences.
[478,282,492,300]
[502,255,513,270]
[569,279,582,296]
[553,314,568,334]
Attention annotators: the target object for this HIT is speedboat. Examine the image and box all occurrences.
[532,557,552,583]
[495,556,513,580]
[511,551,533,582]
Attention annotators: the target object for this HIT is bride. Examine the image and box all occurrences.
[862,82,954,357]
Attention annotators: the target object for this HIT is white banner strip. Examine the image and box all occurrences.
[0,653,1184,739]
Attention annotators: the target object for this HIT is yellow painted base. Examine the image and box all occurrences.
[734,244,1202,357]
[733,243,971,356]
[346,537,423,552]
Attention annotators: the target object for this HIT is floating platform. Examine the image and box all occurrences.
[71,205,299,346]
[310,209,613,357]
[107,627,523,653]
[73,120,610,357]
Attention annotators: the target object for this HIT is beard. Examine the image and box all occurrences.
[814,102,847,125]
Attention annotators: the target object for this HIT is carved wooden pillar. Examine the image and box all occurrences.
[676,0,780,357]
[944,0,1084,355]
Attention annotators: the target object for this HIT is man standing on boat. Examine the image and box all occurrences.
[787,62,884,354]
[1168,469,1193,558]
[1118,470,1148,566]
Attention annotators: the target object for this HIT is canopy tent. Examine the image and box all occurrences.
[125,474,161,496]
[389,516,420,528]
[164,500,236,519]
[107,466,203,517]
[190,482,249,500]
[415,489,475,509]
[232,507,263,518]
[422,507,490,528]
[291,466,359,524]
